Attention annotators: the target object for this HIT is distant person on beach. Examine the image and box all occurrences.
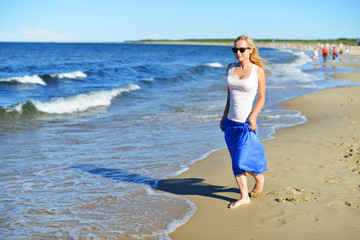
[220,35,268,209]
[345,46,349,58]
[322,46,328,63]
[339,43,344,60]
[313,47,319,64]
[332,46,338,62]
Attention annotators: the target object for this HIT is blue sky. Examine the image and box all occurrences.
[0,0,359,42]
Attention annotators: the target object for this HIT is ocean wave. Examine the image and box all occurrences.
[268,50,316,83]
[291,51,312,66]
[152,62,223,85]
[270,64,316,83]
[0,75,46,85]
[8,84,140,115]
[0,71,87,85]
[203,62,222,68]
[274,48,312,66]
[0,101,39,122]
[41,71,87,80]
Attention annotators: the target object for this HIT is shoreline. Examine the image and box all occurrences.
[156,61,360,239]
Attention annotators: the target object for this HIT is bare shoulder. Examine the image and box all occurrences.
[257,66,266,87]
[256,66,265,77]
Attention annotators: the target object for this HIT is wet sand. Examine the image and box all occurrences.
[156,62,360,239]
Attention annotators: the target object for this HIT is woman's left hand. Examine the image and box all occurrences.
[248,117,257,131]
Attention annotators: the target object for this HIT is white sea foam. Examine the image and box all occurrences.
[15,84,140,114]
[268,50,316,84]
[204,62,222,68]
[161,197,197,238]
[0,75,46,85]
[291,50,313,66]
[49,71,87,79]
[145,188,198,240]
[275,48,312,67]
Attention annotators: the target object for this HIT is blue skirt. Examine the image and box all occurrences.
[222,118,267,176]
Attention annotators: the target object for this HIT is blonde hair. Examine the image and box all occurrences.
[234,35,270,76]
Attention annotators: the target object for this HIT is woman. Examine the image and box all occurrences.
[220,35,269,209]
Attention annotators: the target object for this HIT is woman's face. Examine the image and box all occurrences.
[234,40,253,62]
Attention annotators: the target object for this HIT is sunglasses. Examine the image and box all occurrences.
[232,47,251,53]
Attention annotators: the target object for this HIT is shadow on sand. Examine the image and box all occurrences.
[72,164,238,203]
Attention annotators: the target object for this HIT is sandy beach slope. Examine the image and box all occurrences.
[156,63,360,239]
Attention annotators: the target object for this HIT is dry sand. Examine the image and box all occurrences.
[156,62,360,239]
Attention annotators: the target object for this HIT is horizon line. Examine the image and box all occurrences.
[0,37,358,44]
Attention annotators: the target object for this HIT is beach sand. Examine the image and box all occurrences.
[156,62,360,239]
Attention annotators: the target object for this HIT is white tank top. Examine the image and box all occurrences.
[226,63,259,122]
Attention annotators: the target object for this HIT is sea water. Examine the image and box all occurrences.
[0,42,358,239]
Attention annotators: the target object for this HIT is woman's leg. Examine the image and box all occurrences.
[229,173,251,208]
[247,171,265,197]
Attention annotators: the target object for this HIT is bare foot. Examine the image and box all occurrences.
[251,174,264,197]
[228,198,250,209]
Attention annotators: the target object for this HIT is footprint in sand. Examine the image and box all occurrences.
[349,166,360,174]
[275,196,318,203]
[339,143,360,174]
[283,187,313,195]
[328,200,360,208]
[275,187,318,203]
[340,142,360,163]
[256,209,286,227]
[345,148,360,174]
[322,173,344,183]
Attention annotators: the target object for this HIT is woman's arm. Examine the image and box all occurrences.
[220,87,230,129]
[220,64,232,129]
[248,67,266,131]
